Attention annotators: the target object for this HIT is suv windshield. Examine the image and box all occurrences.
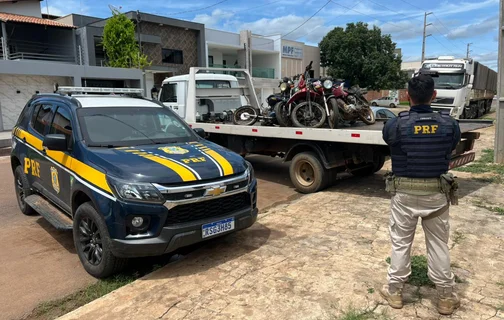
[433,73,465,89]
[77,107,196,147]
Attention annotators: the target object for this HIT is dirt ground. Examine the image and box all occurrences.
[0,155,299,320]
[59,115,504,319]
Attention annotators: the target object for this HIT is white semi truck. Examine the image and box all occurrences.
[158,67,493,193]
[420,56,497,119]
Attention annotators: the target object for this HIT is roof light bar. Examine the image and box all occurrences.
[57,86,145,94]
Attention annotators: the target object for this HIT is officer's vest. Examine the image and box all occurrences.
[391,110,454,178]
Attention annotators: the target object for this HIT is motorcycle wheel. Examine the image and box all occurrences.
[359,107,376,125]
[328,98,340,129]
[233,105,259,126]
[274,101,292,127]
[290,101,327,128]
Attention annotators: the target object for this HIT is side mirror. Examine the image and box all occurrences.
[193,128,205,138]
[43,134,68,151]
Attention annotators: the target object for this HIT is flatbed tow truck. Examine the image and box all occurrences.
[162,67,494,193]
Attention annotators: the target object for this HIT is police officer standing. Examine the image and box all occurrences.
[379,74,461,315]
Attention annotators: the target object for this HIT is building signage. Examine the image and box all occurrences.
[422,63,464,69]
[282,45,303,59]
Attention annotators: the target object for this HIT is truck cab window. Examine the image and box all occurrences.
[196,80,231,89]
[160,83,177,102]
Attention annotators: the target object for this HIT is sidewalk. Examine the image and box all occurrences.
[58,173,504,320]
[0,131,11,148]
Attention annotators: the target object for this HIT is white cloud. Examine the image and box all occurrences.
[447,16,498,39]
[435,0,498,17]
[238,15,327,41]
[40,0,89,16]
[193,9,234,28]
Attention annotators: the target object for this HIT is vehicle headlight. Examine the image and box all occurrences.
[107,177,165,204]
[323,79,333,89]
[245,161,255,184]
[280,82,288,92]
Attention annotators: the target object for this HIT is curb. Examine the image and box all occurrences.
[0,147,11,157]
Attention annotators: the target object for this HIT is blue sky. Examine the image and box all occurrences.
[41,0,499,69]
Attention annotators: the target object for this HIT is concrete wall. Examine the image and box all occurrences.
[0,74,72,130]
[0,1,41,17]
[57,14,103,28]
[208,48,224,65]
[251,36,275,51]
[253,53,280,79]
[206,29,240,46]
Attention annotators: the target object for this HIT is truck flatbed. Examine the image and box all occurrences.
[188,119,494,146]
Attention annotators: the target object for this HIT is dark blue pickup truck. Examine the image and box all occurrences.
[10,91,257,278]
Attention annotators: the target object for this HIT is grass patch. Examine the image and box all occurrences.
[454,149,504,183]
[367,288,375,294]
[385,255,465,287]
[29,274,135,319]
[336,306,391,320]
[450,230,466,249]
[497,281,504,287]
[474,201,504,215]
[399,101,410,106]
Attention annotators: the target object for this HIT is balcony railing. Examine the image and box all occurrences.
[252,67,275,79]
[1,39,76,63]
[208,64,243,76]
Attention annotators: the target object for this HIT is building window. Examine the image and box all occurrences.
[162,49,183,64]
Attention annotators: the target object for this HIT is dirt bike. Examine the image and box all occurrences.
[331,82,375,126]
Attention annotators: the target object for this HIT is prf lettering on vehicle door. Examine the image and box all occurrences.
[24,157,41,177]
[181,157,206,164]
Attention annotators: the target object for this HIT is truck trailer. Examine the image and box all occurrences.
[159,67,493,194]
[420,56,497,119]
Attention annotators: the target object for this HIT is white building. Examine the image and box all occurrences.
[204,28,321,80]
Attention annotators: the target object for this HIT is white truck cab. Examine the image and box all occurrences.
[158,73,247,121]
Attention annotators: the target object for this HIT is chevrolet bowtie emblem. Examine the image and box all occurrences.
[205,186,226,197]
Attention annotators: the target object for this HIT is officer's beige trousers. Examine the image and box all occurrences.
[387,192,455,288]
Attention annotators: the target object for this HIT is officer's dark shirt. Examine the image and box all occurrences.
[382,104,461,151]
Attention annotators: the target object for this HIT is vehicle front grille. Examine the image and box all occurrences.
[432,97,455,105]
[164,192,251,225]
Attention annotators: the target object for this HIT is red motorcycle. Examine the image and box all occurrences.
[330,81,375,126]
[276,61,327,128]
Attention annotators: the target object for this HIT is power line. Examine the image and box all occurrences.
[168,0,229,16]
[252,0,332,47]
[187,0,286,19]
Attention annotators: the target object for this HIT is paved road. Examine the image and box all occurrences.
[0,155,298,320]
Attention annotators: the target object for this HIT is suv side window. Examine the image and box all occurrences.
[49,106,73,149]
[31,104,55,136]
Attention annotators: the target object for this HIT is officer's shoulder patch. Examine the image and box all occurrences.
[398,111,410,118]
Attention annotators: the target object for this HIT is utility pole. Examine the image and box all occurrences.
[421,12,433,63]
[496,0,504,163]
[466,43,472,58]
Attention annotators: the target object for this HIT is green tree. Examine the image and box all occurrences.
[319,22,408,91]
[102,9,151,69]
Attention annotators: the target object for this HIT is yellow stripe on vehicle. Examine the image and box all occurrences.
[14,128,113,194]
[125,150,198,182]
[203,148,234,176]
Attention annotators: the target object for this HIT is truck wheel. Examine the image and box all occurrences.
[289,152,330,193]
[73,202,128,279]
[14,166,37,216]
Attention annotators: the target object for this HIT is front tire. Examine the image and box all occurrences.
[289,152,330,194]
[389,103,396,108]
[14,166,37,216]
[290,101,327,128]
[73,202,128,279]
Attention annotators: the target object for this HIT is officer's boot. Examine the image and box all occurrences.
[379,284,403,309]
[436,286,460,315]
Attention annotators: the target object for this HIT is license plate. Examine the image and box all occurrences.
[449,152,476,169]
[202,217,235,239]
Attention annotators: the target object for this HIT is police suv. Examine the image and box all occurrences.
[10,87,258,278]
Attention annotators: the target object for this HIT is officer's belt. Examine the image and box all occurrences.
[394,177,442,195]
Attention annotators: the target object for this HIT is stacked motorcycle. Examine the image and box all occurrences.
[233,61,376,128]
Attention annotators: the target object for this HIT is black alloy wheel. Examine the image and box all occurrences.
[79,217,103,266]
